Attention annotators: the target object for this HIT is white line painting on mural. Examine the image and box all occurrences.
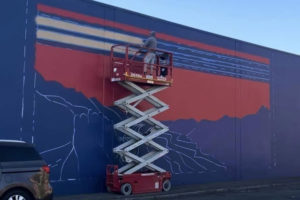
[34,89,117,182]
[20,0,30,137]
[34,85,227,182]
[129,123,227,175]
[36,90,82,181]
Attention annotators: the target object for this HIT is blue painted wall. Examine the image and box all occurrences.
[1,0,300,196]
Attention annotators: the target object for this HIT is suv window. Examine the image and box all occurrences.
[0,145,42,162]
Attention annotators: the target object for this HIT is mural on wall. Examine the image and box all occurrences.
[2,0,276,195]
[31,3,271,189]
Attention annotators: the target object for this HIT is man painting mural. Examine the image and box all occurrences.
[142,31,157,75]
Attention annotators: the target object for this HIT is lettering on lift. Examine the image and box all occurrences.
[130,72,143,78]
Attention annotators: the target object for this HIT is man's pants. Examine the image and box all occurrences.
[143,52,155,75]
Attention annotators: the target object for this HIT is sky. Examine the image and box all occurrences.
[93,0,300,55]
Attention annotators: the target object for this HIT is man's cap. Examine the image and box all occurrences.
[150,31,156,36]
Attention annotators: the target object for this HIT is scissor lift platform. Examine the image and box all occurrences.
[107,44,173,195]
[110,44,173,86]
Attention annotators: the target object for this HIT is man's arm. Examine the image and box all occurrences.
[142,38,151,48]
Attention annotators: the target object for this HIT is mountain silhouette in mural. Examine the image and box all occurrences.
[30,73,230,186]
[164,106,272,180]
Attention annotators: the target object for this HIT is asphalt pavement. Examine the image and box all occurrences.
[54,177,300,200]
[169,184,300,200]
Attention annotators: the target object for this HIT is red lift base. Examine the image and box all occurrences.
[106,165,171,195]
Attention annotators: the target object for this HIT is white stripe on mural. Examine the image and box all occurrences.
[37,29,139,54]
[37,29,112,51]
[36,16,142,45]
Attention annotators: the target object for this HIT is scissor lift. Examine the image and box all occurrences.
[106,44,173,195]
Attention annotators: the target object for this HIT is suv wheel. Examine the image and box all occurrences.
[2,189,33,200]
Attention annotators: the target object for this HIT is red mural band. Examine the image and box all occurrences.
[35,44,270,121]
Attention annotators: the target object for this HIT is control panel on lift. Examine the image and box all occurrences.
[110,44,173,86]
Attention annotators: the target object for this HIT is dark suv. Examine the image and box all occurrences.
[0,140,53,200]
